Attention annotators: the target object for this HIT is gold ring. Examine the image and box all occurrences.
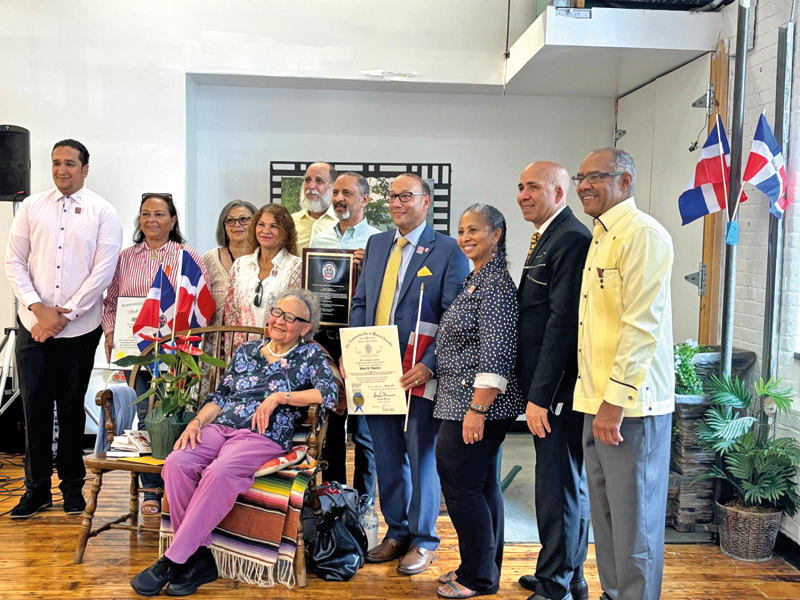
[473,434,479,438]
[415,380,419,385]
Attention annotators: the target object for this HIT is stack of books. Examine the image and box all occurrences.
[108,430,152,458]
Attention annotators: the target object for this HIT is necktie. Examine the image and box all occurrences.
[375,237,410,326]
[526,232,541,263]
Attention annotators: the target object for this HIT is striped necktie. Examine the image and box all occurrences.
[375,237,410,326]
[526,232,541,263]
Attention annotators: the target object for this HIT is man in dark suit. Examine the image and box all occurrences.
[348,173,469,575]
[516,162,592,600]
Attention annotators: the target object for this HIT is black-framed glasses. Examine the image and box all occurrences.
[142,192,173,201]
[571,172,624,186]
[269,307,310,324]
[224,216,252,226]
[388,192,426,203]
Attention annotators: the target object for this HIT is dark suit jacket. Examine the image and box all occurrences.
[350,223,469,374]
[517,206,591,410]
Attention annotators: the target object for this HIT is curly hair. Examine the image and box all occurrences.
[247,203,298,256]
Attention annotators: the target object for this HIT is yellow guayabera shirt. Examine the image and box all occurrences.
[292,204,338,251]
[574,198,675,417]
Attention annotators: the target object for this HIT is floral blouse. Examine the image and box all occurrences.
[205,339,338,452]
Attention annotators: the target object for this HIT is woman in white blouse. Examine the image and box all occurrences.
[224,204,302,351]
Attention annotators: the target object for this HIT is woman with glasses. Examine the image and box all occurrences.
[131,289,338,597]
[202,200,257,328]
[102,193,208,516]
[224,203,302,352]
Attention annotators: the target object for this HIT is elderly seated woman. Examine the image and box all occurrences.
[130,288,337,598]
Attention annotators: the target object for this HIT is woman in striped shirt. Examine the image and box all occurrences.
[102,193,208,515]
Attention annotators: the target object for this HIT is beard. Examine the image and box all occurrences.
[300,187,332,213]
[334,202,351,221]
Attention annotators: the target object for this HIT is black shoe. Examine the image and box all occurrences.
[9,490,53,520]
[62,488,86,515]
[519,575,589,600]
[131,556,182,597]
[165,547,218,596]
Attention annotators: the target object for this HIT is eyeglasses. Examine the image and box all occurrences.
[224,216,252,226]
[571,172,624,186]
[269,306,310,324]
[388,192,426,203]
[142,193,173,201]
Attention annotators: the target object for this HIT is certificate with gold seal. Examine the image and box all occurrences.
[112,297,146,366]
[302,248,357,327]
[339,325,407,415]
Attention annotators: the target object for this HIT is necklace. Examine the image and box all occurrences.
[267,340,298,357]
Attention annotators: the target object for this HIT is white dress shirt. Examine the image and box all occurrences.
[5,186,123,338]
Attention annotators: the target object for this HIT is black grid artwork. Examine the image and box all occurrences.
[269,161,453,235]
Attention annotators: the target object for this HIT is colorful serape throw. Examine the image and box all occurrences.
[160,457,315,589]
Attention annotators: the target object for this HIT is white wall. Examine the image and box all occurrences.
[190,83,612,269]
[721,0,800,542]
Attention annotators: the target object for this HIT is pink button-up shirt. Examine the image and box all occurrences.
[5,186,123,338]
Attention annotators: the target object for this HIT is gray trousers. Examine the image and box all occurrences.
[583,413,672,600]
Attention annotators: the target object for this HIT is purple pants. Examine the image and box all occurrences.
[163,424,284,563]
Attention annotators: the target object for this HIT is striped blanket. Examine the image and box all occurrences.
[160,457,315,588]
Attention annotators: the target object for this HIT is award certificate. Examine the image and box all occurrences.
[339,326,407,415]
[302,249,357,327]
[112,297,145,365]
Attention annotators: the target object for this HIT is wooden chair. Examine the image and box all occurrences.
[75,325,338,588]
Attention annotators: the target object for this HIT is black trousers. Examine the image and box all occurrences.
[532,405,590,600]
[317,327,377,500]
[436,418,510,593]
[16,320,101,495]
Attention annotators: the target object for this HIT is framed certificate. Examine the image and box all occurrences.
[112,297,145,365]
[302,248,357,327]
[339,326,407,415]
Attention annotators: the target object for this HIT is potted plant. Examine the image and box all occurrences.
[693,374,800,561]
[115,334,226,459]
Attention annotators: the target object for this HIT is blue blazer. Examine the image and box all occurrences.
[350,224,469,374]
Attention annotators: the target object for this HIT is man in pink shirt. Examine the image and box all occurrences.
[5,139,122,519]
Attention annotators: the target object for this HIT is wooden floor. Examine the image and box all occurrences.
[0,453,799,599]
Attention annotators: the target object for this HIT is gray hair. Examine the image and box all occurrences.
[461,203,508,265]
[339,172,370,197]
[274,287,321,342]
[215,200,258,247]
[595,147,636,196]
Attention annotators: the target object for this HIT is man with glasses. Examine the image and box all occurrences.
[292,162,338,250]
[5,139,123,519]
[516,162,591,600]
[310,172,381,500]
[573,148,674,600]
[348,173,468,575]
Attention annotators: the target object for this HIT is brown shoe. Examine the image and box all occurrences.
[397,545,437,575]
[366,537,410,563]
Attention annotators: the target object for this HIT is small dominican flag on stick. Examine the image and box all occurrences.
[172,249,215,332]
[678,116,742,225]
[132,265,175,353]
[743,113,790,219]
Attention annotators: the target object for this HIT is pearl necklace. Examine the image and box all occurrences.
[267,340,298,358]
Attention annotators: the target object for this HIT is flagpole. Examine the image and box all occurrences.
[404,283,425,433]
[171,245,184,343]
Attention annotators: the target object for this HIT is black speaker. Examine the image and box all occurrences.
[0,125,31,202]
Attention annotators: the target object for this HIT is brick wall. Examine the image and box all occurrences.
[722,0,800,542]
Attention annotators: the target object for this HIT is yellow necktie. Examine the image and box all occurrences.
[375,237,410,326]
[526,232,541,263]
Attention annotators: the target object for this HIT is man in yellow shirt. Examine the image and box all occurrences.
[291,162,338,250]
[573,148,674,600]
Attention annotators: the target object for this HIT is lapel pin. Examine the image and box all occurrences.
[416,246,425,254]
[468,285,476,294]
[75,207,82,214]
[424,247,430,253]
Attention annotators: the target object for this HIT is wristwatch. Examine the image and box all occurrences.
[285,391,291,404]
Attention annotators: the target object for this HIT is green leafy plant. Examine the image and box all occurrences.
[692,374,800,516]
[674,340,710,395]
[114,334,226,418]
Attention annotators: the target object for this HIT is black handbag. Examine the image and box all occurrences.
[305,482,369,581]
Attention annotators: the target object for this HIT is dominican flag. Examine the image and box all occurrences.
[132,265,175,352]
[172,250,215,332]
[678,120,740,225]
[402,292,438,400]
[743,114,790,218]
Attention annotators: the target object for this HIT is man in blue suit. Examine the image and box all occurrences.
[348,173,469,575]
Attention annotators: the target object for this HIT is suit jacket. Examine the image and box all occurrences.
[517,206,591,410]
[350,223,469,375]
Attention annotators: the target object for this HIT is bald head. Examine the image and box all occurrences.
[517,161,571,228]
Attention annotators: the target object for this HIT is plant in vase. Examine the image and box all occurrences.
[693,374,800,561]
[114,334,226,459]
